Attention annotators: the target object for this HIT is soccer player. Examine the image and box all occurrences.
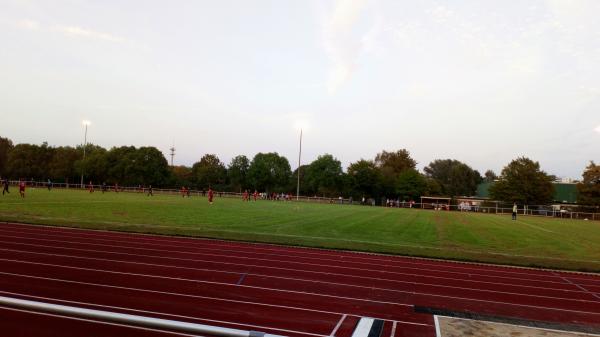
[243,190,249,201]
[147,185,153,196]
[47,179,52,191]
[512,202,517,220]
[253,190,258,201]
[208,188,214,204]
[2,179,9,195]
[19,179,25,198]
[181,186,186,197]
[114,183,119,193]
[88,181,94,193]
[101,182,107,194]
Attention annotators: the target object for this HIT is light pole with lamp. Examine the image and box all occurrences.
[80,120,91,188]
[294,121,308,201]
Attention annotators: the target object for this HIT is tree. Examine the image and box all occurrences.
[304,154,343,197]
[0,136,14,176]
[247,152,291,193]
[347,159,381,198]
[192,154,226,189]
[577,161,600,206]
[484,169,497,182]
[489,157,554,205]
[424,159,481,196]
[48,146,80,183]
[228,155,250,192]
[132,147,170,186]
[5,143,53,179]
[170,165,193,187]
[396,169,427,200]
[374,149,417,196]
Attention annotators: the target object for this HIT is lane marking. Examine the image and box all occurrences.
[0,305,200,336]
[0,272,430,326]
[389,321,396,337]
[0,258,417,308]
[0,234,590,289]
[562,277,600,301]
[237,273,247,286]
[434,315,441,337]
[1,247,597,305]
[0,290,329,337]
[3,225,597,282]
[351,318,373,337]
[329,314,346,336]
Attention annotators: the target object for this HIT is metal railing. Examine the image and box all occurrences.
[0,295,285,337]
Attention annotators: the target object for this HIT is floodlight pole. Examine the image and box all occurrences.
[80,123,88,188]
[296,128,302,201]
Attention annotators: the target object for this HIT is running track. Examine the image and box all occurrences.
[1,222,599,337]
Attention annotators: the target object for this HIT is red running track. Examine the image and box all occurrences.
[0,222,599,337]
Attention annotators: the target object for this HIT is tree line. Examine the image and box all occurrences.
[0,136,598,206]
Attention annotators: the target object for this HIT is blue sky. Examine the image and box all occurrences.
[1,0,599,179]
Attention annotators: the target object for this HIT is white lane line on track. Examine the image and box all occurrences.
[2,255,599,311]
[0,271,430,326]
[0,244,595,300]
[0,257,416,308]
[1,262,599,320]
[561,277,600,301]
[434,315,441,337]
[0,305,202,337]
[0,290,329,337]
[329,314,346,336]
[390,321,397,337]
[0,233,583,288]
[3,225,594,282]
[1,245,596,306]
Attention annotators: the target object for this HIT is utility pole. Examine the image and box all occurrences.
[169,145,175,167]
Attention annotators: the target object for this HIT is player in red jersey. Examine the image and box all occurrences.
[19,179,25,198]
[181,186,186,197]
[243,190,249,201]
[253,190,258,201]
[88,181,94,193]
[208,188,214,204]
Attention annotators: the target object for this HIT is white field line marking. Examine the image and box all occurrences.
[0,272,430,326]
[434,315,441,337]
[0,290,328,337]
[517,220,557,233]
[0,233,584,287]
[390,321,397,337]
[3,224,600,269]
[0,257,415,307]
[351,318,374,337]
[3,225,599,277]
[438,315,600,337]
[562,277,600,301]
[0,245,595,302]
[2,255,599,308]
[0,305,201,337]
[329,314,347,336]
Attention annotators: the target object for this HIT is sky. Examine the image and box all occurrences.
[1,0,599,179]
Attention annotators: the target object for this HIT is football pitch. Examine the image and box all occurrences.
[1,188,599,273]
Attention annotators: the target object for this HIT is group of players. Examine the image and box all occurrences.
[1,179,28,198]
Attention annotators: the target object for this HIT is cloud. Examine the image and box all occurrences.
[16,19,40,30]
[55,25,125,42]
[322,0,368,94]
[595,125,600,134]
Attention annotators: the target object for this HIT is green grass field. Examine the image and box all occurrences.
[1,188,600,272]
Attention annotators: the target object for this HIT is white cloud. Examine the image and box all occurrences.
[16,19,40,30]
[55,25,125,43]
[323,0,368,94]
[595,125,600,134]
